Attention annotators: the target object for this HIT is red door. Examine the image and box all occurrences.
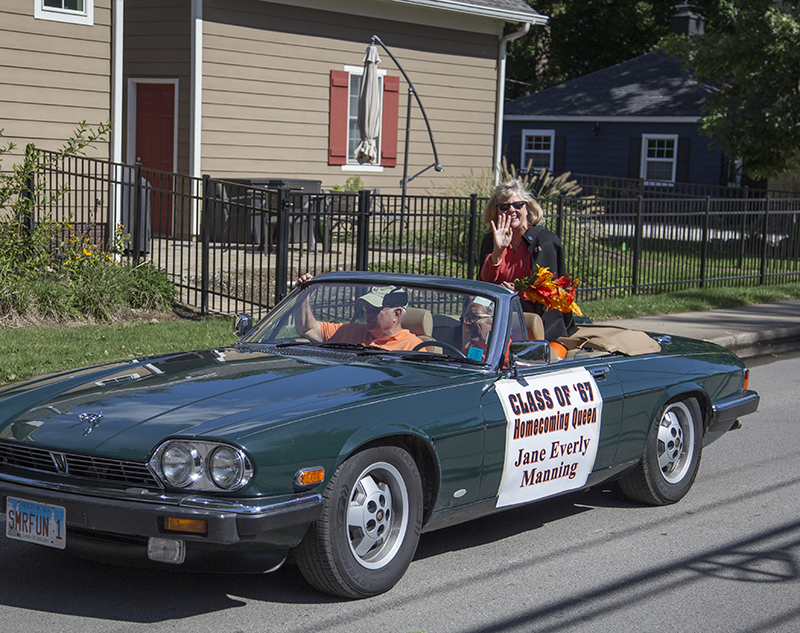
[135,83,175,235]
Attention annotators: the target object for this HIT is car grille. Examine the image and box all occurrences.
[0,440,161,489]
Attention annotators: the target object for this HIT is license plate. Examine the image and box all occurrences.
[5,497,66,549]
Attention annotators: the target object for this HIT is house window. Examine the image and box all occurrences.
[521,130,555,172]
[640,135,678,183]
[347,72,383,164]
[329,69,399,168]
[35,0,94,25]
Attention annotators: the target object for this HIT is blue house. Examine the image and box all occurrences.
[502,31,735,190]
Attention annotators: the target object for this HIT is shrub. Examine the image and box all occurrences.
[0,123,176,324]
[427,158,583,201]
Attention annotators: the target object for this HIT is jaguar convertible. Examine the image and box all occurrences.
[0,272,759,598]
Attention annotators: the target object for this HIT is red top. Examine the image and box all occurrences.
[478,245,534,305]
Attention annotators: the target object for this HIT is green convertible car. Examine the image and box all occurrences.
[0,272,759,598]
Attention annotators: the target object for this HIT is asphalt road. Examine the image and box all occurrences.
[1,351,798,633]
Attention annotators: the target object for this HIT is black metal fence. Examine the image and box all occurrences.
[18,150,800,319]
[567,172,800,200]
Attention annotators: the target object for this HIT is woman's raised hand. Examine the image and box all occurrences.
[489,213,513,262]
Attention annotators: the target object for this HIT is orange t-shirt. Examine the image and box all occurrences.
[319,322,423,351]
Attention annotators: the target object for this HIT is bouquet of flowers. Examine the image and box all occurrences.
[514,266,582,316]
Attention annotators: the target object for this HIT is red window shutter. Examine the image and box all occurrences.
[328,70,349,166]
[381,75,400,167]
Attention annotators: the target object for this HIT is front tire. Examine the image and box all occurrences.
[619,397,703,505]
[294,446,423,598]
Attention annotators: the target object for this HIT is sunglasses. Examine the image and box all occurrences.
[462,313,491,325]
[363,304,391,315]
[497,200,527,212]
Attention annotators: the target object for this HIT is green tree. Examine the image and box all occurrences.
[507,1,679,99]
[664,1,800,179]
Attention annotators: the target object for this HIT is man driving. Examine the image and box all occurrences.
[295,274,424,351]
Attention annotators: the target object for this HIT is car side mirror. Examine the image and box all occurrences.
[234,313,252,338]
[508,341,551,369]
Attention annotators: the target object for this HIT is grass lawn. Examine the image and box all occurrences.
[2,281,800,387]
[1,316,237,386]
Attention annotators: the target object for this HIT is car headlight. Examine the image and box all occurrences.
[149,441,254,492]
[210,445,247,490]
[161,442,201,488]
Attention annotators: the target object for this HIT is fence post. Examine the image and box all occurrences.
[133,161,143,265]
[555,195,564,237]
[737,200,746,269]
[760,197,770,285]
[356,188,370,270]
[467,193,478,279]
[19,144,37,240]
[201,174,211,315]
[632,196,643,295]
[700,196,711,288]
[275,187,291,304]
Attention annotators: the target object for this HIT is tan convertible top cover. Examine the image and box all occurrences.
[558,325,662,356]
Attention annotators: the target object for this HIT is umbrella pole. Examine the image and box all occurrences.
[399,87,412,251]
[370,35,443,253]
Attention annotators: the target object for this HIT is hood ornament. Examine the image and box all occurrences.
[78,412,104,436]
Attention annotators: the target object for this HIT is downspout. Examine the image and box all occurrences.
[111,0,123,165]
[110,0,124,237]
[494,22,530,185]
[190,0,203,235]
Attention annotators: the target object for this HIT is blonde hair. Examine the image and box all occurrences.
[482,179,543,231]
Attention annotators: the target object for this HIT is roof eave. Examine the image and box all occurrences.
[504,115,701,123]
[387,0,548,24]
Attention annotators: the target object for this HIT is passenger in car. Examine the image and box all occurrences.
[461,297,494,361]
[294,273,424,351]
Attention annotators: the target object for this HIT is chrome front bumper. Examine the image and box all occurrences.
[0,471,323,548]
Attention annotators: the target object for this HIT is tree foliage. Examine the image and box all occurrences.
[663,1,800,179]
[507,1,681,98]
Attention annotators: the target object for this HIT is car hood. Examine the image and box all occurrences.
[0,346,466,460]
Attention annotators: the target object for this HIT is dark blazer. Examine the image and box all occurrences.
[479,225,577,340]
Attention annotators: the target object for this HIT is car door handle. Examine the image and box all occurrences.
[589,367,610,380]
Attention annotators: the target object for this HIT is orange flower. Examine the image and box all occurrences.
[514,266,582,316]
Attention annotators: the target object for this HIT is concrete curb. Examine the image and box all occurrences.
[598,299,800,360]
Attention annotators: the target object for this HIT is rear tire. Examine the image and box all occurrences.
[619,397,703,505]
[294,446,423,598]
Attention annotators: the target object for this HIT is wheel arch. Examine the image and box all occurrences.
[337,428,440,521]
[653,384,712,432]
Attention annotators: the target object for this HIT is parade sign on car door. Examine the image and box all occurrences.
[495,368,603,508]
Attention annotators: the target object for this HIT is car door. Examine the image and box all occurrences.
[477,305,624,506]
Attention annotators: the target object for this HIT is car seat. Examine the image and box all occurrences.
[404,307,439,352]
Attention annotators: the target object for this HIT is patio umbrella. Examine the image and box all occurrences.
[355,44,381,165]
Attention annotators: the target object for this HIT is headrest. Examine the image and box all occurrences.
[524,312,545,340]
[404,307,433,337]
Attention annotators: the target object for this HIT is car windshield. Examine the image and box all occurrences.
[240,281,500,364]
